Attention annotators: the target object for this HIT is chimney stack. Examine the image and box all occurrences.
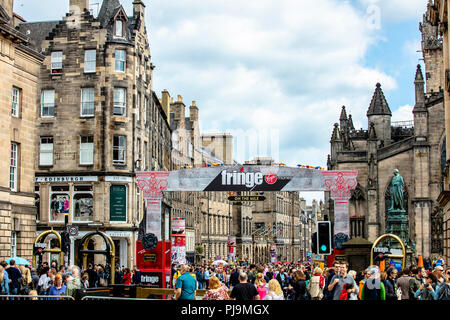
[161,89,171,122]
[133,0,146,20]
[69,0,89,13]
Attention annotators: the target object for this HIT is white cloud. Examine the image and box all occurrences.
[357,0,427,23]
[392,104,414,122]
[149,0,400,170]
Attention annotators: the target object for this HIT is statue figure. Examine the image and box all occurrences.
[389,169,405,212]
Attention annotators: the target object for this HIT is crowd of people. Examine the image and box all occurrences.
[172,257,450,301]
[1,256,449,301]
[0,259,143,299]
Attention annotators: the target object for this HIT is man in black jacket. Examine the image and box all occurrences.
[85,263,98,288]
[230,267,240,289]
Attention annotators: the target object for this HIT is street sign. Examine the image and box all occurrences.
[228,195,266,202]
[68,225,79,236]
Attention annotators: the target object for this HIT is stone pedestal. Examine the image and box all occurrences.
[342,237,373,272]
[386,209,415,265]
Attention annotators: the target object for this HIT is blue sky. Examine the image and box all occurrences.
[14,0,429,202]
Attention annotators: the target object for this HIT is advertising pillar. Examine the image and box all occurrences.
[227,236,236,262]
[270,243,277,264]
[171,217,186,265]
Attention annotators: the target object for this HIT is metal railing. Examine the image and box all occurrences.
[0,295,75,301]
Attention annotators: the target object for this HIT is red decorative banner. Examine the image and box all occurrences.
[323,171,358,236]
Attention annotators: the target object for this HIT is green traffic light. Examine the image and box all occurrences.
[321,245,327,252]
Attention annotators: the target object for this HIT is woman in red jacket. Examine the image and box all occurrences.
[122,268,132,285]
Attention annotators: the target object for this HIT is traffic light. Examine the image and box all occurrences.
[317,221,332,255]
[311,232,318,254]
[60,231,70,254]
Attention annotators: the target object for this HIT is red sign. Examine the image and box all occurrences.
[265,173,277,185]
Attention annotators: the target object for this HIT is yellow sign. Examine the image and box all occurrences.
[144,254,157,262]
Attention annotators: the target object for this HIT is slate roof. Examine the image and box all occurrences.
[367,83,392,116]
[17,21,59,53]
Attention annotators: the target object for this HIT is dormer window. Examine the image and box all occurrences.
[115,20,124,37]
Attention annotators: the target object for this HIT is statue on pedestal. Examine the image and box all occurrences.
[388,169,405,213]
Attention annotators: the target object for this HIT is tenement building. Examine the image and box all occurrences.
[168,92,202,263]
[0,0,44,260]
[326,5,445,260]
[430,0,450,264]
[19,0,172,267]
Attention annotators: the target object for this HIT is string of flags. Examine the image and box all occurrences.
[182,163,325,170]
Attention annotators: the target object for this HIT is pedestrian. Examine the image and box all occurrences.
[84,263,98,288]
[81,273,89,288]
[436,267,450,300]
[324,262,339,300]
[30,268,39,291]
[358,269,369,300]
[414,272,438,300]
[360,266,385,300]
[5,259,22,296]
[48,273,67,300]
[292,270,309,300]
[195,267,203,289]
[18,265,32,295]
[202,276,230,300]
[276,267,289,292]
[65,265,82,299]
[434,265,445,285]
[122,268,132,285]
[328,261,357,300]
[175,264,197,300]
[115,266,123,284]
[396,267,412,300]
[409,267,424,300]
[255,273,268,300]
[308,267,325,300]
[97,266,108,287]
[229,272,260,301]
[0,265,10,295]
[230,267,240,289]
[384,267,399,300]
[203,267,210,289]
[263,279,284,300]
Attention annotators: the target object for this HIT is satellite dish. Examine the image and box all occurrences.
[142,233,158,250]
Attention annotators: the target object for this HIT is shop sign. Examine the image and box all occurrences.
[110,185,127,222]
[35,176,98,183]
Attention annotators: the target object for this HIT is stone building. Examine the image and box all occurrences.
[167,92,202,263]
[326,4,445,260]
[0,0,44,261]
[19,0,172,268]
[430,0,450,264]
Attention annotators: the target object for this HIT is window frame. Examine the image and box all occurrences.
[72,185,94,223]
[51,51,63,74]
[113,87,127,116]
[84,49,97,73]
[80,136,94,165]
[113,135,127,165]
[40,136,54,166]
[41,89,55,118]
[11,87,20,117]
[115,20,124,38]
[115,49,126,73]
[10,142,18,192]
[80,87,95,117]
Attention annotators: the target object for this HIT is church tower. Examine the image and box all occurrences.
[367,83,392,147]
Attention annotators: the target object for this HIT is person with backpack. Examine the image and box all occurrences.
[436,267,450,300]
[5,260,22,296]
[308,267,325,300]
[360,266,386,300]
